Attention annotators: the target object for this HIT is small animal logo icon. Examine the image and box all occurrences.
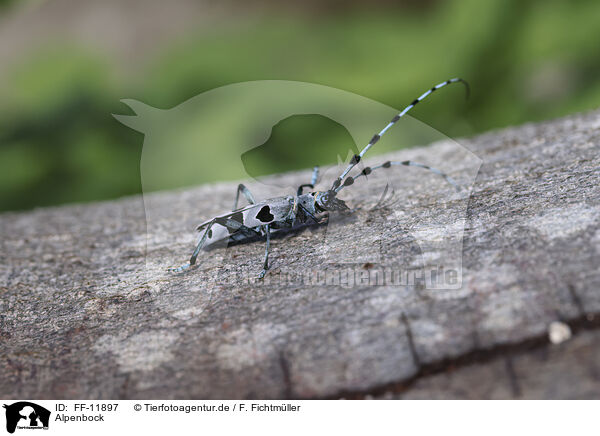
[3,402,50,434]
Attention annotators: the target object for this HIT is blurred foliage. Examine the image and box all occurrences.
[1,0,600,211]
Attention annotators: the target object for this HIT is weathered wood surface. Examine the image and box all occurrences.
[1,110,599,399]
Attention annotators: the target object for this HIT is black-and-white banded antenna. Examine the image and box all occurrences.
[331,77,469,192]
[336,160,461,192]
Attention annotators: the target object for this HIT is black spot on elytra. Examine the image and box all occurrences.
[230,211,243,224]
[215,211,245,234]
[256,205,274,223]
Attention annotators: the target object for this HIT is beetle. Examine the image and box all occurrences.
[170,78,469,278]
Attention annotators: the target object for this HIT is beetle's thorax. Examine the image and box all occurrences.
[297,190,349,214]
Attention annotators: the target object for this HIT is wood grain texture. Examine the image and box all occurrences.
[1,110,599,399]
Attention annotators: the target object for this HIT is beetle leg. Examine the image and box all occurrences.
[297,203,320,226]
[296,166,320,195]
[233,183,256,210]
[258,224,271,279]
[310,166,319,186]
[169,218,217,272]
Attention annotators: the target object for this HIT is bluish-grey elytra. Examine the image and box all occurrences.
[170,78,469,278]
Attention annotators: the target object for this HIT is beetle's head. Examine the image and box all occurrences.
[315,190,349,212]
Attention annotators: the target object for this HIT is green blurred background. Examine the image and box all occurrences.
[1,0,599,212]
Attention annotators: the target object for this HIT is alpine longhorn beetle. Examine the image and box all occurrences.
[170,78,469,278]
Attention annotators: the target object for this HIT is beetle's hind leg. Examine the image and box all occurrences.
[169,219,217,272]
[233,183,256,210]
[258,224,271,279]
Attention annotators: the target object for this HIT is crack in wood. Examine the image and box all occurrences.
[278,350,294,399]
[400,312,422,369]
[567,283,586,317]
[322,313,600,399]
[503,356,522,398]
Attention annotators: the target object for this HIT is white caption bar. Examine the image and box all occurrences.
[1,400,596,436]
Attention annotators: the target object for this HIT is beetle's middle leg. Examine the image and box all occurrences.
[216,218,270,278]
[258,224,271,279]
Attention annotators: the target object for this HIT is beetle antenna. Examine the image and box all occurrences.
[331,78,469,192]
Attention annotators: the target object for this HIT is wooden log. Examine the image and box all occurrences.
[1,110,599,399]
